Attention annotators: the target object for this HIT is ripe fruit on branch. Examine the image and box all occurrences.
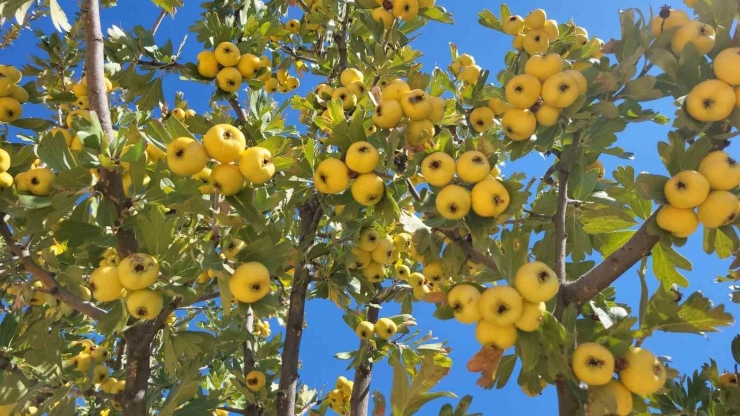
[571,343,615,386]
[656,205,699,238]
[314,158,351,194]
[471,178,510,217]
[664,170,710,209]
[686,79,735,122]
[118,253,159,290]
[697,191,739,228]
[239,147,276,185]
[447,284,482,324]
[617,348,667,395]
[479,286,523,326]
[126,289,164,320]
[435,184,471,220]
[514,261,559,303]
[474,320,517,349]
[229,262,271,303]
[375,317,397,339]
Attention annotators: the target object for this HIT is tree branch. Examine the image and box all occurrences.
[554,132,582,288]
[436,229,498,273]
[244,306,260,416]
[229,98,249,128]
[276,194,323,416]
[0,215,107,320]
[350,284,383,416]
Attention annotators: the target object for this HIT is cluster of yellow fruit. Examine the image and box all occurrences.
[0,148,13,189]
[169,107,196,122]
[651,7,714,56]
[313,68,367,114]
[69,75,113,111]
[88,253,164,320]
[420,150,509,220]
[99,247,121,267]
[685,46,740,122]
[573,344,666,415]
[371,76,446,145]
[444,261,559,351]
[657,151,740,238]
[325,375,355,415]
[263,68,301,94]
[354,317,398,341]
[0,65,27,123]
[3,280,47,307]
[313,141,385,206]
[166,123,276,196]
[346,229,408,282]
[67,339,123,393]
[245,369,267,392]
[495,56,586,141]
[253,319,272,338]
[369,0,436,28]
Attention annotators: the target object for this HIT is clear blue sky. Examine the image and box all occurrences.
[4,0,738,414]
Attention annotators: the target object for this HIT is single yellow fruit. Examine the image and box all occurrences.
[371,235,394,265]
[423,260,446,285]
[719,372,739,388]
[471,178,510,217]
[524,9,546,30]
[515,301,545,332]
[204,124,246,164]
[314,158,351,194]
[572,343,615,386]
[456,150,490,183]
[514,261,559,303]
[699,151,740,190]
[394,264,411,280]
[697,190,739,228]
[501,108,537,141]
[193,168,214,194]
[9,85,28,103]
[349,247,371,269]
[503,15,525,35]
[488,98,510,116]
[340,68,364,87]
[170,108,185,121]
[239,147,275,185]
[361,261,386,283]
[534,103,561,127]
[26,167,55,196]
[246,371,266,391]
[358,229,380,252]
[447,284,482,324]
[356,321,375,340]
[126,289,164,321]
[474,320,517,349]
[382,79,411,101]
[523,29,549,55]
[686,79,736,122]
[618,348,667,395]
[524,53,563,82]
[351,173,385,206]
[118,253,159,290]
[216,67,243,92]
[391,0,419,21]
[166,137,208,176]
[588,379,634,416]
[91,346,109,363]
[427,96,446,124]
[0,65,22,83]
[229,262,271,303]
[401,89,432,120]
[435,184,471,220]
[73,339,96,354]
[671,20,715,56]
[457,65,482,85]
[236,53,261,79]
[371,7,394,30]
[656,205,699,238]
[70,353,92,372]
[90,266,124,301]
[469,107,494,132]
[373,100,404,129]
[512,34,526,51]
[346,141,379,174]
[542,19,559,41]
[375,317,397,339]
[332,87,357,110]
[215,42,241,67]
[209,164,243,196]
[505,74,542,109]
[405,119,435,146]
[0,97,22,122]
[541,71,581,108]
[478,286,523,326]
[651,8,689,37]
[664,170,710,209]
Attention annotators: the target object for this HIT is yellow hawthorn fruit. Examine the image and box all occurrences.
[75,95,90,110]
[101,377,118,393]
[423,260,445,285]
[230,262,271,303]
[588,379,634,416]
[0,65,21,84]
[618,348,667,395]
[571,60,594,72]
[449,61,463,76]
[523,29,549,55]
[394,233,411,252]
[204,124,246,164]
[332,87,357,110]
[512,33,526,51]
[542,19,559,41]
[0,78,12,97]
[90,266,124,301]
[346,141,379,174]
[371,7,394,30]
[515,301,545,332]
[435,184,471,220]
[514,261,559,303]
[196,271,211,284]
[276,68,289,84]
[49,128,74,146]
[0,149,9,173]
[246,371,266,392]
[502,15,525,35]
[347,81,367,99]
[699,151,740,190]
[664,170,710,209]
[70,353,92,372]
[506,74,541,109]
[524,53,563,82]
[215,42,240,67]
[0,97,21,123]
[686,79,736,121]
[170,108,185,121]
[421,152,455,187]
[286,18,301,34]
[475,320,517,349]
[65,109,90,128]
[447,284,482,324]
[541,71,581,108]
[382,79,411,102]
[520,378,548,397]
[193,168,214,194]
[719,372,739,388]
[672,20,716,56]
[26,167,55,196]
[216,67,243,93]
[73,339,96,353]
[587,160,606,181]
[356,321,375,340]
[457,54,475,67]
[209,164,243,196]
[400,89,432,120]
[361,261,386,283]
[535,103,561,127]
[591,38,606,58]
[0,172,13,189]
[714,48,740,86]
[698,190,739,228]
[352,173,385,206]
[564,69,587,94]
[524,9,546,30]
[126,289,163,321]
[237,53,262,79]
[371,235,394,264]
[314,83,334,101]
[478,286,523,326]
[457,65,482,85]
[405,119,435,145]
[239,147,275,185]
[394,264,411,280]
[167,137,208,176]
[571,33,590,51]
[469,107,494,132]
[91,346,109,363]
[118,253,159,290]
[656,205,699,238]
[358,228,380,252]
[349,247,371,269]
[651,8,689,37]
[456,150,490,184]
[572,343,615,386]
[223,238,246,260]
[146,142,166,162]
[427,96,446,124]
[501,108,537,141]
[471,178,510,217]
[9,85,28,104]
[488,98,510,116]
[264,78,280,93]
[391,0,419,21]
[340,68,364,87]
[373,100,404,129]
[375,317,397,339]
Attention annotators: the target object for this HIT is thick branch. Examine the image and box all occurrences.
[276,195,323,416]
[350,288,382,416]
[437,229,498,273]
[564,211,660,304]
[229,98,249,128]
[0,215,107,320]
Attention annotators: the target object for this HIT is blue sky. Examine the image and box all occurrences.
[3,0,738,414]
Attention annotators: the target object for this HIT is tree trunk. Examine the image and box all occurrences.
[349,304,380,416]
[556,379,581,416]
[122,326,151,415]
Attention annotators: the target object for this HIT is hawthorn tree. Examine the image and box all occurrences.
[0,0,740,415]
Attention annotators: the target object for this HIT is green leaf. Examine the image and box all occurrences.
[55,221,114,248]
[477,9,503,32]
[580,207,637,234]
[151,0,183,14]
[96,301,126,335]
[37,130,77,171]
[634,173,669,204]
[135,205,176,256]
[652,242,689,289]
[390,354,456,416]
[598,231,636,257]
[732,335,740,365]
[643,287,734,334]
[56,167,92,189]
[0,313,19,348]
[227,189,267,232]
[23,320,63,376]
[159,359,205,416]
[10,117,55,131]
[49,0,71,32]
